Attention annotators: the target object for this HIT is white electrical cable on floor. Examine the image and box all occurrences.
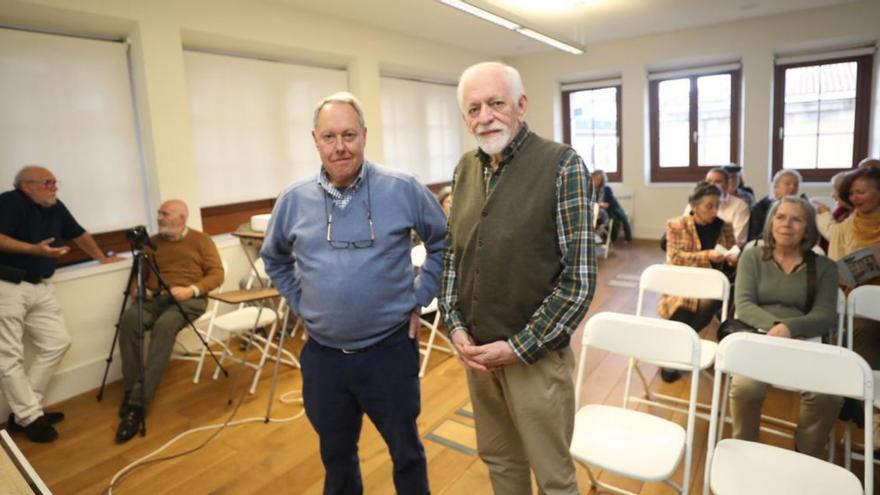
[105,389,304,495]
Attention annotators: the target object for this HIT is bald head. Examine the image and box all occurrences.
[157,199,189,239]
[14,165,58,207]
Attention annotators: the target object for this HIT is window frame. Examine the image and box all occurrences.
[562,84,623,182]
[771,54,873,182]
[648,68,741,183]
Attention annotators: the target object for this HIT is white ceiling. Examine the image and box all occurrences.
[264,0,860,57]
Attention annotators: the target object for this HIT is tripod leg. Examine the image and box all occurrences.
[97,258,139,402]
[142,255,229,377]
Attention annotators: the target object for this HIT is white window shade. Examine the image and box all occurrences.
[380,77,467,184]
[184,51,347,207]
[0,28,148,233]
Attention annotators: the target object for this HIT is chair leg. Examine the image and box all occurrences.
[604,219,614,259]
[250,320,279,394]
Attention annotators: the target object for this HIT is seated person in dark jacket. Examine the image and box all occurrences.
[747,169,802,242]
[591,170,632,243]
[729,196,841,459]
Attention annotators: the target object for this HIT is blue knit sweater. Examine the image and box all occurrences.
[261,161,447,349]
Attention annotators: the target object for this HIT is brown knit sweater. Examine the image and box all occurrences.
[144,228,224,296]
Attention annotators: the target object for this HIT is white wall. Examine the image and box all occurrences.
[0,0,491,412]
[506,0,880,239]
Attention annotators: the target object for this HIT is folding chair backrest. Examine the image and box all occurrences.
[716,332,871,400]
[591,202,600,229]
[577,312,700,404]
[636,264,730,317]
[848,285,880,323]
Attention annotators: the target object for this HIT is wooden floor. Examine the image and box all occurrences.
[5,240,878,494]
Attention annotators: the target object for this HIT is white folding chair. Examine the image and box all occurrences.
[704,332,871,495]
[716,288,848,449]
[171,258,228,384]
[844,285,880,471]
[628,264,729,422]
[572,312,701,494]
[203,258,298,394]
[411,244,455,377]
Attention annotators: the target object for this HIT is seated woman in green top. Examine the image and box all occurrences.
[728,196,842,459]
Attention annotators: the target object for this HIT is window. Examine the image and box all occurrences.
[649,67,741,182]
[562,83,621,181]
[0,27,148,233]
[184,51,347,208]
[380,77,467,184]
[772,53,873,182]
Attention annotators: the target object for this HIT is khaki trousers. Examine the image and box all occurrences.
[729,374,843,458]
[0,280,71,426]
[466,346,578,495]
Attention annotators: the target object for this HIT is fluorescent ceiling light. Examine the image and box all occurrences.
[515,28,583,55]
[437,0,584,55]
[438,0,520,30]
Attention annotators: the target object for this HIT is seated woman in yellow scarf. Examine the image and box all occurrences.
[815,166,880,365]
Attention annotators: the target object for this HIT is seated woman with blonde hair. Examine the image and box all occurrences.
[729,196,841,458]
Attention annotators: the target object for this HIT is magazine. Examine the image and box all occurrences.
[838,244,880,287]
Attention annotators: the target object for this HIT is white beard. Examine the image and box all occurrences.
[475,126,511,156]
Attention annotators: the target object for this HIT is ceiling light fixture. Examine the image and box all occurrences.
[437,0,584,55]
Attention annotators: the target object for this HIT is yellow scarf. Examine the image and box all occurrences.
[851,208,880,248]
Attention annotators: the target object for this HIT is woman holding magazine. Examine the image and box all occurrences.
[815,166,880,368]
[729,196,841,458]
[657,181,737,382]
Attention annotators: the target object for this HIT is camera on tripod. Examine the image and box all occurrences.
[125,225,154,251]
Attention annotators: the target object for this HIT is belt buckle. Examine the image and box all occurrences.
[341,348,357,354]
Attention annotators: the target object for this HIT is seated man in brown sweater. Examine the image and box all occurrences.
[115,199,224,443]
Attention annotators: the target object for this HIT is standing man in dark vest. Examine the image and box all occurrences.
[440,62,597,494]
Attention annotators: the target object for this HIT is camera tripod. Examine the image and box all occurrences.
[96,243,228,438]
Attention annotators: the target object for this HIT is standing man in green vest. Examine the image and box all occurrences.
[440,61,597,494]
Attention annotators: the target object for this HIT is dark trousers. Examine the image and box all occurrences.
[669,299,722,333]
[300,326,429,495]
[118,294,206,408]
[608,204,633,242]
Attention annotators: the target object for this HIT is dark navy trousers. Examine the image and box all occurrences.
[300,326,430,495]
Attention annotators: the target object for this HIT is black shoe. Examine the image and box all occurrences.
[119,392,131,418]
[660,368,682,383]
[43,411,65,425]
[115,406,144,444]
[19,416,58,443]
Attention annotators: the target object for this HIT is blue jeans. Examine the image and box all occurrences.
[300,324,429,495]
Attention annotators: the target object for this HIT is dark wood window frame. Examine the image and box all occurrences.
[562,84,623,182]
[771,54,873,183]
[649,69,741,183]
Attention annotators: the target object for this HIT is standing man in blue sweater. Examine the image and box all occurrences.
[261,91,446,495]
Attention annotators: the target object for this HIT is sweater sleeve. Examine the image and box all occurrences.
[194,234,224,294]
[779,257,838,339]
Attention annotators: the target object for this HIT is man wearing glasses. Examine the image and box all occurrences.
[440,62,596,494]
[261,92,446,495]
[0,165,120,443]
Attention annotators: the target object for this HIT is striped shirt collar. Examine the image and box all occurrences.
[318,162,367,209]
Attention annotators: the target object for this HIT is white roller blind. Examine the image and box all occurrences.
[380,77,467,183]
[0,28,148,232]
[184,51,348,206]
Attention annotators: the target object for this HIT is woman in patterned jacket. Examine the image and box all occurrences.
[658,181,738,382]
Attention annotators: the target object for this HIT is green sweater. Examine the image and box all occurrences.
[734,246,838,339]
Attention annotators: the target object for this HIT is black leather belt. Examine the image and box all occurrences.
[320,320,410,355]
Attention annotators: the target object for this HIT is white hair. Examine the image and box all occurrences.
[313,91,366,129]
[456,62,525,112]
